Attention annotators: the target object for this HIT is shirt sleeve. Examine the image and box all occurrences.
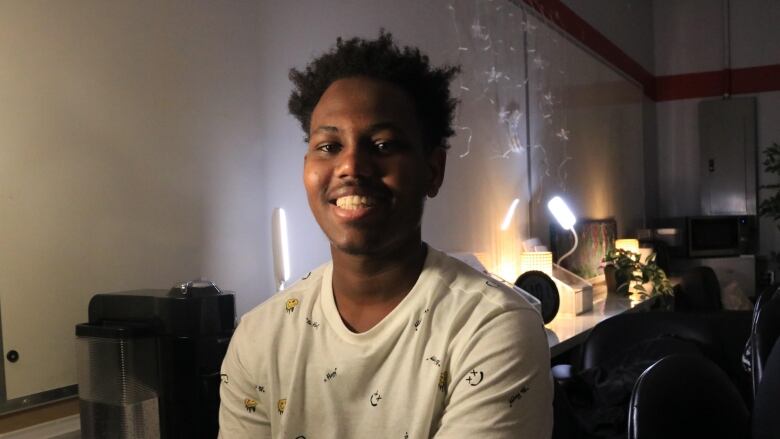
[218,320,272,439]
[433,308,553,438]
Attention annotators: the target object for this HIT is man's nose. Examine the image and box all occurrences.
[336,143,374,179]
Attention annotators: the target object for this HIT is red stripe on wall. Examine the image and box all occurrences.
[518,0,780,101]
[732,64,780,94]
[654,70,728,101]
[654,65,780,101]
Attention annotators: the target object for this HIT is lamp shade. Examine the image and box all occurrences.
[615,238,640,254]
[519,251,553,277]
[547,196,576,230]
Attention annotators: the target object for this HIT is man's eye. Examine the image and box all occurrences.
[374,141,398,152]
[316,143,340,153]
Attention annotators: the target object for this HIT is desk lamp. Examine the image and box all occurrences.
[547,196,578,264]
[272,207,291,291]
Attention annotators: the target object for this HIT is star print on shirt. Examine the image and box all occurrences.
[413,308,430,331]
[426,356,441,367]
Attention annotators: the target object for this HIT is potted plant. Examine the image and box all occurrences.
[603,248,674,298]
[758,142,780,227]
[758,142,780,283]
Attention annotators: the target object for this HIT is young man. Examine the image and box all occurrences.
[219,32,553,438]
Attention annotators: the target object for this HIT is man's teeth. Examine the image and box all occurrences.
[335,195,376,210]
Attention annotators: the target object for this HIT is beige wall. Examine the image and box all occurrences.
[0,0,647,406]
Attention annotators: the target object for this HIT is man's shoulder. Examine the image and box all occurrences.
[238,262,328,329]
[431,248,538,315]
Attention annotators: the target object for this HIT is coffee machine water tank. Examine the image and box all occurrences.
[76,280,235,439]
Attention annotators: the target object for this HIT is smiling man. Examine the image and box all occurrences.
[219,32,553,438]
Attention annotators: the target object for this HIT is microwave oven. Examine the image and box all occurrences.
[687,215,756,258]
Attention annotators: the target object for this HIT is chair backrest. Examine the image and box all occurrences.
[753,338,780,439]
[676,266,723,312]
[581,312,714,370]
[628,354,750,439]
[751,286,780,393]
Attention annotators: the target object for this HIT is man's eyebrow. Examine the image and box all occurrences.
[367,122,405,134]
[312,125,339,134]
[311,122,407,135]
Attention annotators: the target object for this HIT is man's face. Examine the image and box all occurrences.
[303,76,445,257]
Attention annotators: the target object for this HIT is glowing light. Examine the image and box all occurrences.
[272,208,291,290]
[496,260,518,281]
[519,252,553,276]
[615,239,640,254]
[547,196,576,230]
[500,198,521,231]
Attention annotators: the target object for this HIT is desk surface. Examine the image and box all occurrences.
[546,283,648,357]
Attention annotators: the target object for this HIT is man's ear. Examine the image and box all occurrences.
[426,148,447,198]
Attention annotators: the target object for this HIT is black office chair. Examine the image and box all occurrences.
[554,312,715,438]
[553,311,753,437]
[628,354,750,439]
[579,311,714,370]
[751,285,780,396]
[675,266,723,312]
[753,337,780,439]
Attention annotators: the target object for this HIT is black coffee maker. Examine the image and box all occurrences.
[76,280,235,439]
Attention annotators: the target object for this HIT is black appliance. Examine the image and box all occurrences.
[75,280,235,439]
[687,215,756,257]
[651,215,757,258]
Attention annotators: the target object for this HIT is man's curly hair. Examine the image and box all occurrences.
[288,31,460,153]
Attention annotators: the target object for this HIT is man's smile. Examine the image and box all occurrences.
[335,195,377,210]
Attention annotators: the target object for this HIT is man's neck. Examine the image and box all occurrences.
[331,239,428,333]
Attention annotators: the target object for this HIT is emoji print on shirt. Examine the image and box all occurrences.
[244,399,257,413]
[278,399,287,414]
[285,299,299,314]
[438,371,449,393]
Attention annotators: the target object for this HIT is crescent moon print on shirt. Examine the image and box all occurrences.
[369,390,382,407]
[465,368,484,386]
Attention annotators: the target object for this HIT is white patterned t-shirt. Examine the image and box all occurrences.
[218,246,553,438]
